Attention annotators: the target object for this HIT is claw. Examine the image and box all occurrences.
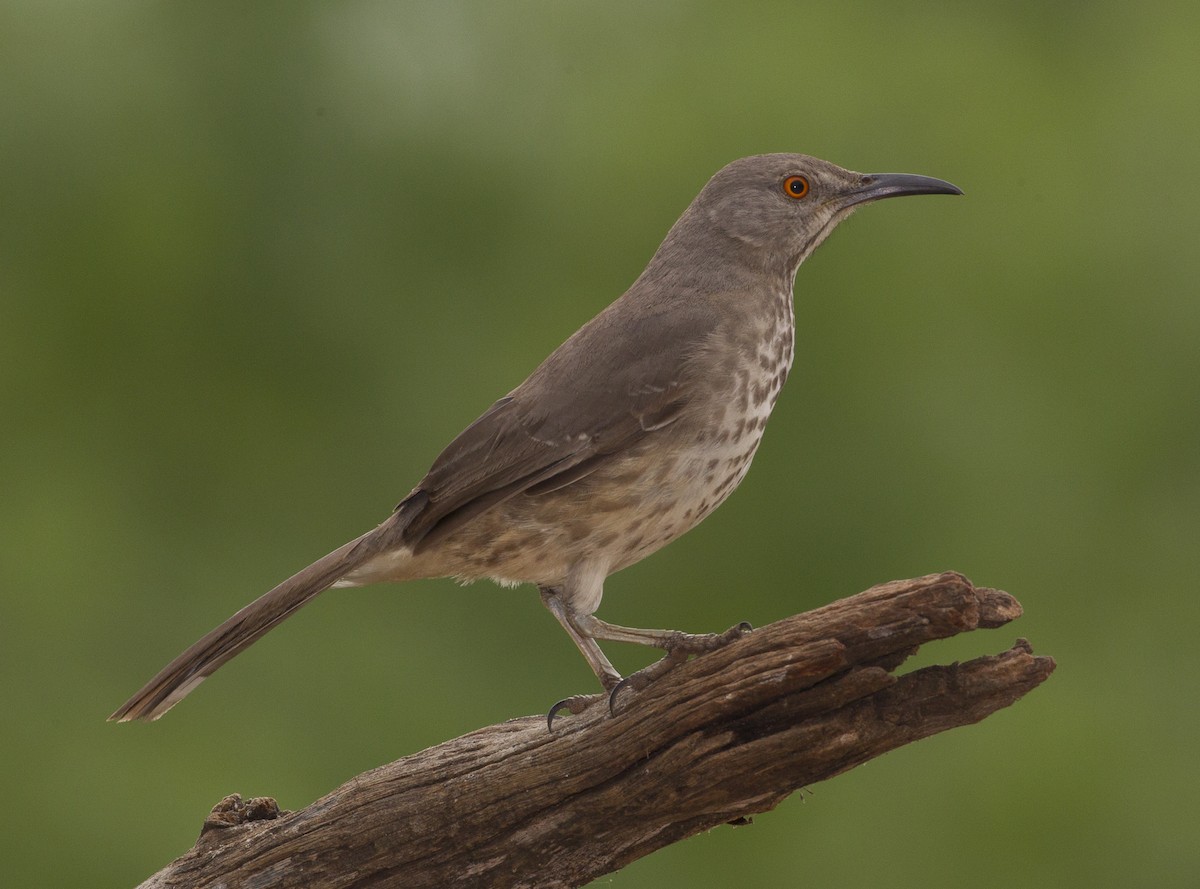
[546,693,600,731]
[607,674,639,716]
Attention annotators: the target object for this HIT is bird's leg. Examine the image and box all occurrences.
[540,586,621,730]
[539,587,752,728]
[575,614,754,714]
[539,586,623,688]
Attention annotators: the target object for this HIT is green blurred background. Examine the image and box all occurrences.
[2,1,1197,886]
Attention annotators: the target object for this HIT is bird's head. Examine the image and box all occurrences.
[688,153,962,273]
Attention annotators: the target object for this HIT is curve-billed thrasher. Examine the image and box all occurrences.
[110,153,961,723]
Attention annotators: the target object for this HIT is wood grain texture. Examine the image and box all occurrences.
[136,572,1054,889]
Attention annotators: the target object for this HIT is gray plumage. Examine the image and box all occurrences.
[110,153,960,722]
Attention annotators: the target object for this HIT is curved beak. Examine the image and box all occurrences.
[841,172,963,208]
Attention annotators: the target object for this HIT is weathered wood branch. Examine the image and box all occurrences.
[137,572,1054,889]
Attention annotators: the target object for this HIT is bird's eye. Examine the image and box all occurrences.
[783,175,810,199]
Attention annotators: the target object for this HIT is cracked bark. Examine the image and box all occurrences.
[134,571,1055,889]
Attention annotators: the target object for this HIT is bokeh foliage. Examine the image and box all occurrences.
[2,2,1197,886]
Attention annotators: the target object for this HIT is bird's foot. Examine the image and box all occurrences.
[546,692,606,731]
[546,621,752,731]
[609,620,753,715]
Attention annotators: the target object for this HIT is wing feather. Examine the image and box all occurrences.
[397,294,717,548]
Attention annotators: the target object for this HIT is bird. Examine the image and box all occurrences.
[109,153,961,724]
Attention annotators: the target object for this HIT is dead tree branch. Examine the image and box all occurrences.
[135,571,1055,889]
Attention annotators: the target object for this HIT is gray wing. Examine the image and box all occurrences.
[397,294,718,549]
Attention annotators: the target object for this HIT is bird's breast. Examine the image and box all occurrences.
[599,293,796,571]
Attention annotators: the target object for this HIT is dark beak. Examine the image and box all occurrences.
[842,172,963,208]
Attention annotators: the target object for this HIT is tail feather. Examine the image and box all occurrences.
[109,530,382,722]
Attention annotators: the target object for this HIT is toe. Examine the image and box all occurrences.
[546,693,602,731]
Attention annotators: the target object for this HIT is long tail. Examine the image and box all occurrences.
[109,529,387,722]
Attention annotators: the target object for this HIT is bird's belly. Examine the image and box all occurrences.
[382,334,793,590]
[412,415,768,588]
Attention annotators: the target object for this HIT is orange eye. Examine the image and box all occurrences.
[783,175,810,199]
